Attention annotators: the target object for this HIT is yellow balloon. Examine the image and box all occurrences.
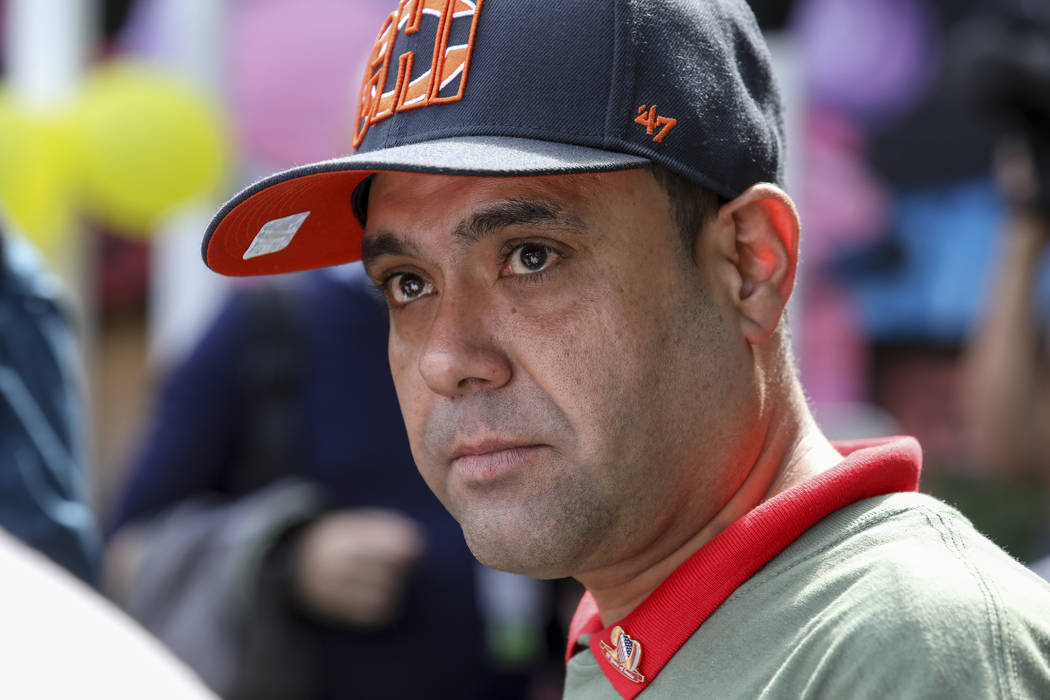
[73,62,230,234]
[0,94,77,255]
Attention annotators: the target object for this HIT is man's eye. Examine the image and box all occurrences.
[387,273,434,304]
[505,243,560,276]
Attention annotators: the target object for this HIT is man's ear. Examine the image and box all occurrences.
[713,184,799,345]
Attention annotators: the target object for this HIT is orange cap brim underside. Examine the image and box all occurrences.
[204,169,374,276]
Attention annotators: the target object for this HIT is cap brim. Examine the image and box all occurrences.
[203,136,650,276]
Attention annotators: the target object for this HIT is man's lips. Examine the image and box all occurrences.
[450,439,540,461]
[448,441,549,483]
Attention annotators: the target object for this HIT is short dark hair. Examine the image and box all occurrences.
[649,166,723,255]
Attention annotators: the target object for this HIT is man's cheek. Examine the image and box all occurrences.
[395,388,427,447]
[389,355,428,452]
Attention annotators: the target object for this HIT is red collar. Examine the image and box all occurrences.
[565,436,922,699]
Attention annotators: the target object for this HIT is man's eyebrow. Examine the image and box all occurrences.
[360,198,585,268]
[360,232,421,268]
[453,199,585,244]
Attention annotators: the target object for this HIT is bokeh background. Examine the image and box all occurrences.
[2,0,1048,593]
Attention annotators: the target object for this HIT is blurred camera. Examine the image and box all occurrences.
[952,4,1050,214]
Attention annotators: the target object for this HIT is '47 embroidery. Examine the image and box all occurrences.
[635,105,677,143]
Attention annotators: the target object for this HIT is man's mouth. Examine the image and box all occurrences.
[449,440,549,483]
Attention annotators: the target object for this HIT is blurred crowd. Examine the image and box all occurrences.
[0,0,1048,697]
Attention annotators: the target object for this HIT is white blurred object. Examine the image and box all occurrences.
[149,205,230,366]
[4,0,93,291]
[5,0,92,109]
[0,527,216,699]
[140,0,232,367]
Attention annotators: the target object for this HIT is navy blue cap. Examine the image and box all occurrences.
[204,0,784,276]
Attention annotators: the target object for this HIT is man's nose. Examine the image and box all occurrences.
[417,291,512,398]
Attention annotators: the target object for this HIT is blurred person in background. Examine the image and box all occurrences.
[962,3,1050,578]
[106,267,554,700]
[0,218,101,584]
[967,161,1050,577]
[791,0,1050,557]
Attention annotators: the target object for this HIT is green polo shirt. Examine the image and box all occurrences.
[564,439,1050,699]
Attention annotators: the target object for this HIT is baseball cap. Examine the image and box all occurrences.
[203,0,783,276]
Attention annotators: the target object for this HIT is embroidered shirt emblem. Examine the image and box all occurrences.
[634,104,677,143]
[599,625,646,684]
[353,0,484,147]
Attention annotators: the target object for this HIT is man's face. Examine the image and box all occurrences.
[362,170,757,579]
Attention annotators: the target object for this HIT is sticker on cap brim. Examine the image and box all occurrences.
[243,211,311,260]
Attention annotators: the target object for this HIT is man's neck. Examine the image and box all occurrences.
[579,398,841,626]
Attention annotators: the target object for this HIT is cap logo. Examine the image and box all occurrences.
[599,625,646,684]
[353,0,484,148]
[634,105,677,143]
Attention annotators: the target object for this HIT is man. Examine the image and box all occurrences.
[202,1,1050,697]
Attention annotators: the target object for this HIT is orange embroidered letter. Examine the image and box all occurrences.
[353,0,484,148]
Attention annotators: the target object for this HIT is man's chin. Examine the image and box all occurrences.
[444,467,612,578]
[469,546,574,580]
[460,520,578,580]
